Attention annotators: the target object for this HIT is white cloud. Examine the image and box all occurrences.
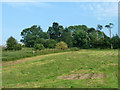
[89,2,118,20]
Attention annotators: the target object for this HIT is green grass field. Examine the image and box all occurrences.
[2,48,78,61]
[2,49,118,88]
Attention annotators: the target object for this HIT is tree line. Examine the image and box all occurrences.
[6,22,120,50]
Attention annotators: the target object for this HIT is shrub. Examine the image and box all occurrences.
[70,47,79,51]
[34,44,45,50]
[21,44,25,47]
[14,44,22,50]
[56,41,68,50]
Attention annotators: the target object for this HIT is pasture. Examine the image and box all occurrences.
[2,49,118,88]
[2,48,78,61]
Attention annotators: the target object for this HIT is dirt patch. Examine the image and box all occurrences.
[58,73,109,80]
[107,63,118,66]
[90,53,118,56]
[3,67,9,70]
[90,73,108,79]
[103,53,118,56]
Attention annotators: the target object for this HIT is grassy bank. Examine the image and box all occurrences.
[2,47,79,61]
[2,49,118,88]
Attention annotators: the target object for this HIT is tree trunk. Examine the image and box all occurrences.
[102,32,104,39]
[49,34,50,39]
[88,33,91,47]
[110,28,111,39]
[71,32,73,37]
[109,28,113,49]
[97,31,98,41]
[88,32,90,41]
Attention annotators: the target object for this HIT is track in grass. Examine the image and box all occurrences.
[2,49,118,88]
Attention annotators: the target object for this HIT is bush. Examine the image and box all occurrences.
[70,47,79,51]
[34,44,45,50]
[56,41,68,50]
[14,44,22,50]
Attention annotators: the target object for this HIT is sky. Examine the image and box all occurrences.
[1,2,118,45]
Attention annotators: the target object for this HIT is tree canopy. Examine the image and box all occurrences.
[21,25,48,47]
[19,22,119,49]
[6,36,22,50]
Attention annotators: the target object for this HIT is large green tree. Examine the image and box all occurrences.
[19,23,115,49]
[97,24,103,39]
[73,30,89,48]
[87,28,95,41]
[111,34,120,49]
[47,22,64,42]
[6,36,22,50]
[21,25,48,47]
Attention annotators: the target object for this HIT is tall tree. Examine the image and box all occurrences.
[68,25,88,37]
[6,36,22,50]
[21,25,48,47]
[87,28,95,41]
[86,28,95,47]
[105,23,114,49]
[96,24,103,40]
[47,22,64,42]
[111,34,120,49]
[6,36,17,50]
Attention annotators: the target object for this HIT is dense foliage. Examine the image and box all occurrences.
[6,22,119,50]
[34,44,45,50]
[6,36,22,50]
[45,39,57,48]
[111,34,120,49]
[20,25,48,47]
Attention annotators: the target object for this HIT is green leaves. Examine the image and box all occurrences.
[19,22,119,49]
[45,39,57,49]
[6,36,22,50]
[73,30,89,48]
[21,25,48,47]
[111,34,120,49]
[47,22,64,41]
[34,44,45,50]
